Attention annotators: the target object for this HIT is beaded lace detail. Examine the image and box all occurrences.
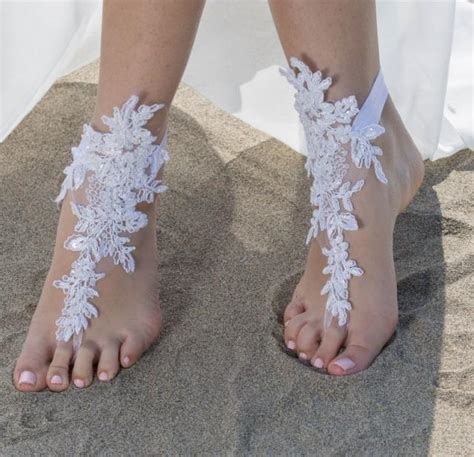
[53,95,169,342]
[280,57,388,329]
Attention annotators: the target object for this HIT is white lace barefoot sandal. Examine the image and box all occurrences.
[280,57,389,330]
[52,95,170,347]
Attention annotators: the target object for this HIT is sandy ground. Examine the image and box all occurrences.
[0,61,473,456]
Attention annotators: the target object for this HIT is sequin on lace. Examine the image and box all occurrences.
[280,57,388,329]
[53,95,169,342]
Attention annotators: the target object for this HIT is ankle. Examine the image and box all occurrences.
[91,102,169,144]
[379,97,424,207]
[375,96,424,214]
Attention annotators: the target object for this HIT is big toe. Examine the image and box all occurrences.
[327,313,398,376]
[14,341,51,392]
[327,344,376,376]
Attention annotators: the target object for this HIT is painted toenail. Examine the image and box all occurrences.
[50,375,63,385]
[98,372,109,381]
[74,379,85,388]
[333,358,355,371]
[299,353,308,360]
[287,340,296,350]
[123,356,131,366]
[19,371,36,385]
[313,358,323,369]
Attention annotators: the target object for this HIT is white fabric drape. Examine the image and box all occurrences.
[1,0,472,161]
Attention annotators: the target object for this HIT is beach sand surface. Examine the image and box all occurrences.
[0,62,473,456]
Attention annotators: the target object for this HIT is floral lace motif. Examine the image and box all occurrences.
[53,95,169,342]
[280,57,388,329]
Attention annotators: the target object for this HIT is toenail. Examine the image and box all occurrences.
[19,371,36,385]
[98,372,109,381]
[50,375,63,385]
[284,320,289,327]
[299,353,308,360]
[313,358,323,369]
[333,358,355,371]
[123,356,131,366]
[287,340,296,350]
[74,379,85,388]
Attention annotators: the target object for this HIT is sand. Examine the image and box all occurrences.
[0,61,473,456]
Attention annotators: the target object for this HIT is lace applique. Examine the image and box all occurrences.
[53,95,170,342]
[280,57,388,329]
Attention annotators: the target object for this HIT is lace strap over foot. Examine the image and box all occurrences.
[53,95,170,342]
[280,57,389,329]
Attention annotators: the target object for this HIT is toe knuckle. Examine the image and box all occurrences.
[296,340,311,353]
[81,340,99,353]
[48,364,69,373]
[285,329,297,342]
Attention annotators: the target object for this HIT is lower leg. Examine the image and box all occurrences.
[269,0,424,375]
[93,0,206,139]
[14,0,206,392]
[269,0,380,104]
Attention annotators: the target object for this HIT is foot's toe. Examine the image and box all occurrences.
[295,321,321,361]
[72,341,98,388]
[283,313,307,352]
[326,312,398,376]
[120,334,146,368]
[283,300,305,326]
[97,340,121,382]
[47,341,73,391]
[14,342,51,392]
[311,325,346,370]
[327,344,376,376]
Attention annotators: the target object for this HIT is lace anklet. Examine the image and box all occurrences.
[53,95,170,342]
[280,57,389,329]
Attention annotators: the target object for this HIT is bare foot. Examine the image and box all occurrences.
[283,97,424,376]
[13,185,163,392]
